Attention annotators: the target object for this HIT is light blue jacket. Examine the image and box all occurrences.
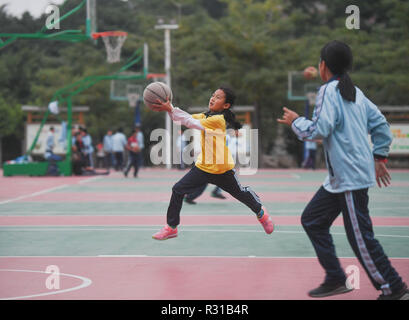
[291,77,393,193]
[103,134,113,152]
[112,132,127,152]
[45,132,55,159]
[137,131,144,150]
[82,134,94,154]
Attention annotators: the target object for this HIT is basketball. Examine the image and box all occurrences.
[303,66,318,80]
[143,82,173,111]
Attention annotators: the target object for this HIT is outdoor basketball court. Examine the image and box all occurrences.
[0,168,408,300]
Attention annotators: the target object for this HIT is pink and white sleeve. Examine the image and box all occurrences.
[168,107,205,131]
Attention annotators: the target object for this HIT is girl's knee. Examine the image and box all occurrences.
[172,182,183,195]
[172,180,194,196]
[301,210,313,230]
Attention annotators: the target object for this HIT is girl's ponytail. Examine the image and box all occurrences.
[338,72,356,102]
[320,40,356,102]
[222,109,242,130]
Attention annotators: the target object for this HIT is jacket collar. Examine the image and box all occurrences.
[327,75,340,84]
[204,110,223,118]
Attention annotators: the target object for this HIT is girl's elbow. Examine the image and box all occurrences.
[387,130,393,145]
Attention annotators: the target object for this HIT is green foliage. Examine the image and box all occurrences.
[1,0,408,163]
[0,97,22,138]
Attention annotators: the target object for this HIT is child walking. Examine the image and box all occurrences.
[152,86,274,240]
[278,40,408,300]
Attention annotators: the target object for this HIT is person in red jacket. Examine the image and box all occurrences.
[124,129,141,178]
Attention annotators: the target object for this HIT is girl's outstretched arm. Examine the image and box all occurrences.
[154,98,205,131]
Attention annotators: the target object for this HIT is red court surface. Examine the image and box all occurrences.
[1,257,408,300]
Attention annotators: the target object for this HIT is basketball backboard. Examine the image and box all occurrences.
[287,71,321,101]
[110,72,145,101]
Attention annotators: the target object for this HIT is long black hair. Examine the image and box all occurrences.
[320,40,356,102]
[205,86,242,130]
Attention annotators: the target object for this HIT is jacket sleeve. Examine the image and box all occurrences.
[168,107,205,131]
[366,98,393,157]
[291,84,337,141]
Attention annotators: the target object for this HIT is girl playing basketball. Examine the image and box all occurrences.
[278,40,408,300]
[152,86,274,240]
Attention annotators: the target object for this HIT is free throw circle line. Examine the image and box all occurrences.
[0,268,92,300]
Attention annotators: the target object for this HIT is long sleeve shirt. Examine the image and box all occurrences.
[291,77,393,193]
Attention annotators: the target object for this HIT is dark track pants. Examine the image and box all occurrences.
[301,186,404,295]
[167,166,262,227]
[124,152,140,177]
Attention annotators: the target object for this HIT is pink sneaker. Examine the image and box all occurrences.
[152,225,178,240]
[258,206,274,234]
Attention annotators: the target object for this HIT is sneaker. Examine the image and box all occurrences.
[258,206,274,234]
[308,282,353,298]
[377,283,409,300]
[211,192,226,199]
[152,225,178,240]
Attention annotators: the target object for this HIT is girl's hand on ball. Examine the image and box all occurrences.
[277,107,300,126]
[154,97,173,112]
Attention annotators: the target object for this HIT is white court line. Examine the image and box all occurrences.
[0,268,92,300]
[0,185,69,206]
[0,255,408,259]
[1,226,408,238]
[77,176,103,184]
[1,207,408,215]
[0,175,104,206]
[96,255,409,259]
[98,255,148,257]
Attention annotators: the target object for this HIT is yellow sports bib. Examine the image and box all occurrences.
[192,113,235,174]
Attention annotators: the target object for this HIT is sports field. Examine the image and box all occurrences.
[0,168,408,300]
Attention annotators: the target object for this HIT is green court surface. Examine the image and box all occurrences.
[0,225,408,258]
[0,169,408,258]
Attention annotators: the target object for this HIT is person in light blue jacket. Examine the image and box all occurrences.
[44,126,62,161]
[278,40,408,300]
[103,129,115,169]
[80,127,94,169]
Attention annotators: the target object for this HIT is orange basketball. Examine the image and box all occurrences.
[303,66,318,80]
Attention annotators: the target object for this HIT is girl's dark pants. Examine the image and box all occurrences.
[301,186,404,294]
[167,166,262,227]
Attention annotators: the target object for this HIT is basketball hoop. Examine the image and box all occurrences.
[92,31,128,63]
[147,73,167,82]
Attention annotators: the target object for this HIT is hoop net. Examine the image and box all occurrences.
[92,31,127,63]
[127,84,142,108]
[127,93,140,108]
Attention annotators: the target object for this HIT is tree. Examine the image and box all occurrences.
[0,97,22,163]
[1,0,408,166]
